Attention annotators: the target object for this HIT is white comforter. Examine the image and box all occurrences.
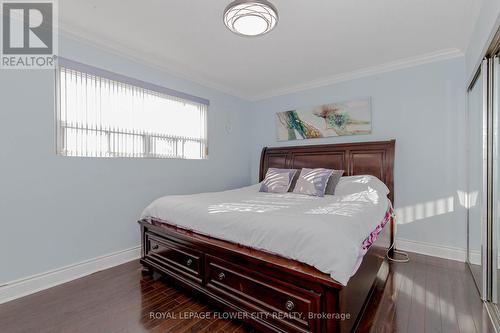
[141,176,390,285]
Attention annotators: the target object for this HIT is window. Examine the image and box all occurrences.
[55,58,208,159]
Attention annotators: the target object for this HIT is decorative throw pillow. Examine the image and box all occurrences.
[259,168,297,193]
[292,168,334,197]
[324,170,345,195]
[289,169,344,193]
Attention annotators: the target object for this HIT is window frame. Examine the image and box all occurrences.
[54,57,209,159]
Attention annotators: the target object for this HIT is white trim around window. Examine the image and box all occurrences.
[55,57,209,159]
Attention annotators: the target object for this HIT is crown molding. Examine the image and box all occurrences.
[58,24,464,102]
[57,24,250,100]
[250,48,464,101]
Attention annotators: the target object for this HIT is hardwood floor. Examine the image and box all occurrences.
[0,252,496,333]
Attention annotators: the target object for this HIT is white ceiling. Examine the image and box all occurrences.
[59,0,482,100]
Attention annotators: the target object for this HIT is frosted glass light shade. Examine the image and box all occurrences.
[223,0,278,37]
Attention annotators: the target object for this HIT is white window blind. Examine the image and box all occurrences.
[55,59,208,159]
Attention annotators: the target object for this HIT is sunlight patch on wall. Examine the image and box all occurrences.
[395,196,454,224]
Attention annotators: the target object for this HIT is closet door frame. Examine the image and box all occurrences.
[467,59,490,300]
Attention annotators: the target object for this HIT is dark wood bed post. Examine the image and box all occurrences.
[139,140,395,333]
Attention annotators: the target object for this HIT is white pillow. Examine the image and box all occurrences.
[335,175,390,196]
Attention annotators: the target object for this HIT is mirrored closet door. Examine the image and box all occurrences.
[467,60,487,298]
[467,29,500,327]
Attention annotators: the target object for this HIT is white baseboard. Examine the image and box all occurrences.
[0,246,141,305]
[0,240,483,305]
[396,239,500,267]
[396,238,467,262]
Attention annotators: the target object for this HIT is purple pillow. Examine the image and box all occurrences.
[292,168,334,197]
[289,169,344,194]
[259,168,297,193]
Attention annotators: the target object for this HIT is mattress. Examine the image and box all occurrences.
[140,176,391,285]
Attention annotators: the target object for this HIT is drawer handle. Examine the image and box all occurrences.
[285,300,295,311]
[186,258,193,267]
[218,272,225,281]
[152,244,159,250]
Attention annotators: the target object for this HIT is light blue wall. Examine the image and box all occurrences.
[466,0,500,81]
[0,35,252,283]
[0,36,470,284]
[248,57,467,249]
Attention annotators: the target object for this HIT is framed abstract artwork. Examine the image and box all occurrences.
[275,97,372,141]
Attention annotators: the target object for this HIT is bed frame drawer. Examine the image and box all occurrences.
[145,233,202,283]
[205,255,321,333]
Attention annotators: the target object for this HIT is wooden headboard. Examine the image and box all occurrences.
[259,140,396,204]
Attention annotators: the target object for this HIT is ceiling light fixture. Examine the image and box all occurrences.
[223,0,278,37]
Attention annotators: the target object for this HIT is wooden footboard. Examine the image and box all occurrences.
[139,214,392,333]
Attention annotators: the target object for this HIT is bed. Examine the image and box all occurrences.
[138,140,395,333]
